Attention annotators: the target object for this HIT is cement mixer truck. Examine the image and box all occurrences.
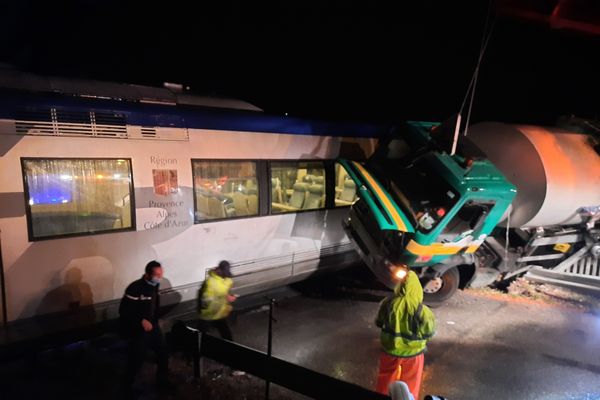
[339,117,600,305]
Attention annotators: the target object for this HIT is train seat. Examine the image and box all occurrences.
[304,184,324,209]
[335,179,357,206]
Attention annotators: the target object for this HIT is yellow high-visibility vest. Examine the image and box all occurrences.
[375,271,437,357]
[198,270,233,320]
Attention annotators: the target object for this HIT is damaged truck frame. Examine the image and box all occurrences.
[340,118,600,305]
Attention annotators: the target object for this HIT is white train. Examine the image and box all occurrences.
[0,71,383,327]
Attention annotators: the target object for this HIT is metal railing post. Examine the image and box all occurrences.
[265,298,276,400]
[186,325,202,379]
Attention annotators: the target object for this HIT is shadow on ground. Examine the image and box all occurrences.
[290,264,391,303]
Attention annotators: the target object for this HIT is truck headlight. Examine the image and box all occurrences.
[393,264,409,281]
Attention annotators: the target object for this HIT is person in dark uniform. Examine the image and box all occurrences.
[119,260,172,393]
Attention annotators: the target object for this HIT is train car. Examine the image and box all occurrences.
[0,71,386,327]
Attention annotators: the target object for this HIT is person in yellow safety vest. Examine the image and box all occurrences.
[198,260,237,341]
[375,267,436,399]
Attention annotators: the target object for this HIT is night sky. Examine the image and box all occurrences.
[1,1,598,125]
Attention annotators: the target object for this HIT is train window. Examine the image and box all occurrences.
[334,162,358,207]
[270,161,326,213]
[192,160,259,222]
[22,158,134,240]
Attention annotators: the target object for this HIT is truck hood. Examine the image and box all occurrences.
[338,159,415,233]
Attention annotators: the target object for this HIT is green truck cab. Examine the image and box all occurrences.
[339,120,516,305]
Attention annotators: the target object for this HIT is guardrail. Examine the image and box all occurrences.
[180,298,444,400]
[185,326,391,400]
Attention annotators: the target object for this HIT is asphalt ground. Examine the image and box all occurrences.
[1,265,599,400]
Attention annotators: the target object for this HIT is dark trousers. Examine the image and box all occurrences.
[198,318,233,341]
[124,327,169,385]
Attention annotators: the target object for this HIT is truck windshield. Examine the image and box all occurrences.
[368,138,460,232]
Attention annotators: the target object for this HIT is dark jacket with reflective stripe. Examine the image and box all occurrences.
[119,277,160,337]
[375,271,436,357]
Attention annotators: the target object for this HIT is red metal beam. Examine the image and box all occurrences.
[497,0,600,36]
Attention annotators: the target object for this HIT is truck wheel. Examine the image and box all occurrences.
[422,266,459,307]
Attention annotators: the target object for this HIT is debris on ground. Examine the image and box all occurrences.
[466,278,600,313]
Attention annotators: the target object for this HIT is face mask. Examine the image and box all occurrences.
[147,277,160,286]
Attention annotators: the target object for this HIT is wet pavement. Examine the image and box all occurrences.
[231,272,600,400]
[1,265,600,399]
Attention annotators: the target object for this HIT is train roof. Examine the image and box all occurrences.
[0,70,390,139]
[0,69,263,112]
